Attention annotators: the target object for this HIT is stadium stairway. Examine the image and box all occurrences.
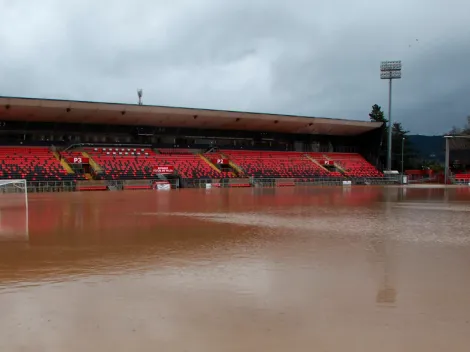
[60,159,75,174]
[229,162,245,176]
[82,151,103,174]
[52,151,75,174]
[52,151,61,160]
[304,155,330,173]
[324,155,347,175]
[219,152,245,176]
[198,154,222,173]
[324,153,382,178]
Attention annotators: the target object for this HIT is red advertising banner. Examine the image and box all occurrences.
[406,169,434,176]
[68,157,89,164]
[152,166,174,174]
[212,158,229,165]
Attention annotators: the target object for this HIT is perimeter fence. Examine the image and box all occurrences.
[0,176,401,194]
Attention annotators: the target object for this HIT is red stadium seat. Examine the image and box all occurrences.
[0,147,85,181]
[454,174,470,180]
[322,153,383,178]
[221,150,337,179]
[86,147,229,180]
[84,147,382,180]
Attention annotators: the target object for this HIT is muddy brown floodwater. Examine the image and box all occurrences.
[1,186,470,351]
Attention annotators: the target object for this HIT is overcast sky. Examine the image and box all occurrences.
[0,0,469,135]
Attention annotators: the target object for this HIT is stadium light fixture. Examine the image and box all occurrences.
[380,60,402,171]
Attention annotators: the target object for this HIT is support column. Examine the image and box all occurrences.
[387,78,393,171]
[444,137,450,184]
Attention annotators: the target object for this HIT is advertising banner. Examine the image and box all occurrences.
[152,166,174,174]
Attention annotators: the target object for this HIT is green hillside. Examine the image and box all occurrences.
[407,135,444,162]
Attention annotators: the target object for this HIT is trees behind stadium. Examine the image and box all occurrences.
[448,116,470,136]
[370,105,469,171]
[368,104,415,170]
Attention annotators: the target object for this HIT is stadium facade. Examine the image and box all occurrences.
[0,96,387,191]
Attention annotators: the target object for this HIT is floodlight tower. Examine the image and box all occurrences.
[137,89,143,105]
[380,61,402,171]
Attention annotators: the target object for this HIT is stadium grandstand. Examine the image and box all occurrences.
[444,135,470,184]
[0,96,386,191]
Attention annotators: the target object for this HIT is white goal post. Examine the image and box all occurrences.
[0,179,29,241]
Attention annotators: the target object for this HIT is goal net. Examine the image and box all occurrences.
[0,179,28,241]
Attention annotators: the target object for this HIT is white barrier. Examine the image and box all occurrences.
[153,181,171,191]
[156,184,170,190]
[342,181,352,186]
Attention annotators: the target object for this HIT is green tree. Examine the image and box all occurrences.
[391,122,416,170]
[369,104,387,123]
[448,126,462,135]
[464,115,470,135]
[369,104,388,168]
[392,122,408,138]
[369,104,417,170]
[448,115,470,135]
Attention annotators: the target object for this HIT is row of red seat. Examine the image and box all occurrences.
[85,149,384,180]
[454,174,470,180]
[220,150,333,178]
[0,147,383,181]
[0,147,84,181]
[87,148,233,179]
[218,150,382,178]
[321,153,383,178]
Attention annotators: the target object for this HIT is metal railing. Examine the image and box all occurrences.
[451,177,470,185]
[27,181,77,193]
[0,176,400,194]
[250,177,397,187]
[179,176,398,188]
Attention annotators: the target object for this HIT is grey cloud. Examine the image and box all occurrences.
[1,0,469,134]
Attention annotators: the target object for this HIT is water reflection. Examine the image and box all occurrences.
[0,186,470,351]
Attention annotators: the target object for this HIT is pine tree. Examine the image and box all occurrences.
[369,104,387,123]
[369,104,415,170]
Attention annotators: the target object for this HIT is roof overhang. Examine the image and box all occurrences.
[0,96,383,136]
[444,135,470,150]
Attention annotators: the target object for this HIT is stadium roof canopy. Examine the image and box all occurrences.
[0,96,382,136]
[445,135,470,150]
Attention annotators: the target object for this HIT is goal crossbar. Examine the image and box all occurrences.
[0,179,28,202]
[0,179,27,187]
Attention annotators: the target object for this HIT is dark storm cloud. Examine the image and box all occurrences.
[0,0,469,134]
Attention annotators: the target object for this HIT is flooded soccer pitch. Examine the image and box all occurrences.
[1,186,470,352]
